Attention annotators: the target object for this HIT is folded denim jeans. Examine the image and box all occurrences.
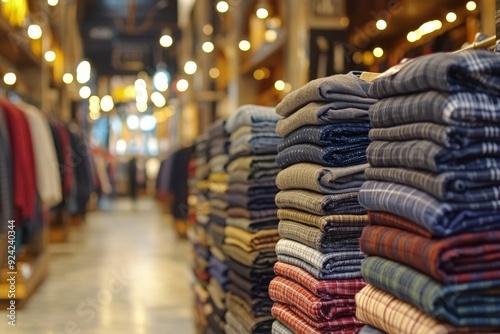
[277,143,368,168]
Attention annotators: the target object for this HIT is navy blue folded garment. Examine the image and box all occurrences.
[226,193,278,210]
[227,288,274,317]
[228,169,281,184]
[194,244,211,261]
[277,143,368,168]
[226,207,278,220]
[227,256,275,283]
[369,50,500,98]
[277,123,371,151]
[367,140,500,173]
[227,182,279,197]
[210,214,226,227]
[226,216,279,233]
[210,256,229,289]
[359,180,500,237]
[225,105,280,134]
[369,91,500,128]
[366,167,500,202]
[228,270,272,297]
[227,155,279,173]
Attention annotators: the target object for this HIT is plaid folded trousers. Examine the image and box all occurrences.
[277,209,368,234]
[369,91,500,128]
[227,290,273,318]
[277,143,368,168]
[355,285,498,334]
[269,276,356,321]
[275,239,365,280]
[360,225,500,284]
[276,163,368,194]
[368,211,434,238]
[369,50,500,98]
[359,181,500,237]
[365,167,500,202]
[223,244,277,268]
[362,256,500,326]
[273,262,366,299]
[275,190,366,216]
[276,71,377,117]
[278,123,371,150]
[226,216,279,233]
[226,192,278,211]
[225,310,274,334]
[272,321,294,334]
[225,104,280,134]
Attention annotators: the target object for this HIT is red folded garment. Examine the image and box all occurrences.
[272,303,362,334]
[368,211,432,237]
[269,276,356,321]
[360,225,500,284]
[273,261,365,299]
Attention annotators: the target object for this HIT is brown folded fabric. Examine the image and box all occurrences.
[225,226,280,247]
[223,244,277,268]
[278,209,367,233]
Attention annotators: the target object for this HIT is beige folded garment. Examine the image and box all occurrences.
[278,209,367,233]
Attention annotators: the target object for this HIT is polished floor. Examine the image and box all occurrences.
[0,198,195,334]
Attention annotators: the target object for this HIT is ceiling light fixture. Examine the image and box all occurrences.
[202,41,215,53]
[238,40,251,51]
[62,73,73,84]
[376,19,387,30]
[44,50,56,62]
[184,61,197,75]
[216,1,229,13]
[176,79,189,92]
[160,35,173,47]
[79,86,91,99]
[27,24,42,39]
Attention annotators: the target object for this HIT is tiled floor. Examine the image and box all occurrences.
[0,198,195,334]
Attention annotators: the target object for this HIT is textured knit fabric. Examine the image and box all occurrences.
[272,321,294,334]
[356,285,497,334]
[359,181,500,237]
[365,167,500,202]
[277,143,368,168]
[269,276,356,321]
[275,190,365,216]
[362,256,500,326]
[369,50,500,98]
[278,220,361,252]
[276,163,368,194]
[367,140,500,173]
[271,303,362,334]
[369,122,500,149]
[228,270,271,298]
[209,154,229,173]
[225,104,280,134]
[275,239,365,279]
[360,225,500,284]
[277,209,368,233]
[227,256,274,282]
[273,262,366,299]
[278,123,371,150]
[276,71,376,117]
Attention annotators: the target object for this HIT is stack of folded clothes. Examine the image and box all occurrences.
[223,105,282,334]
[271,73,378,334]
[356,50,500,334]
[206,120,230,334]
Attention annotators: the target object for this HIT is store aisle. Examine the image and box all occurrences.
[0,199,195,334]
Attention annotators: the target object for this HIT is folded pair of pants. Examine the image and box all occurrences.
[275,190,366,216]
[356,285,498,334]
[274,262,366,299]
[276,71,376,117]
[370,90,500,128]
[227,256,275,282]
[278,220,361,252]
[271,303,363,334]
[369,50,500,98]
[225,226,279,250]
[226,216,279,232]
[225,104,280,134]
[227,207,278,220]
[366,167,500,202]
[269,276,356,321]
[362,256,500,327]
[229,271,272,298]
[230,124,279,141]
[368,211,432,238]
[226,193,278,211]
[226,291,273,318]
[227,182,279,197]
[360,225,500,284]
[367,140,500,173]
[228,169,281,184]
[223,244,277,268]
[275,239,365,279]
[278,123,371,149]
[369,122,500,150]
[227,155,279,173]
[277,209,367,234]
[206,312,226,334]
[276,105,370,137]
[359,181,500,237]
[229,133,281,157]
[272,321,293,334]
[225,310,274,334]
[277,143,368,168]
[207,280,227,316]
[209,137,228,158]
[276,162,368,194]
[209,154,229,173]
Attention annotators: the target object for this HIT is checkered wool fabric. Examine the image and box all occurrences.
[271,320,294,334]
[278,209,368,233]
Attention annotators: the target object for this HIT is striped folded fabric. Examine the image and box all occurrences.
[276,102,370,137]
[275,239,364,279]
[358,325,385,334]
[367,140,500,173]
[362,256,500,326]
[269,276,356,320]
[356,285,499,334]
[226,193,278,211]
[365,167,500,203]
[278,123,371,150]
[223,244,277,268]
[360,225,500,284]
[359,181,500,237]
[276,162,368,194]
[277,143,369,169]
[225,310,274,334]
[271,302,362,334]
[369,122,500,150]
[276,190,366,216]
[230,124,280,141]
[272,320,294,334]
[225,104,280,134]
[276,72,376,117]
[228,169,281,184]
[226,207,278,220]
[273,262,365,299]
[227,155,279,173]
[225,226,279,248]
[278,220,361,252]
[368,211,432,237]
[369,50,500,98]
[227,290,272,317]
[226,216,279,233]
[278,209,367,233]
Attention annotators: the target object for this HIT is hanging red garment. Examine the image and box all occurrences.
[0,100,37,222]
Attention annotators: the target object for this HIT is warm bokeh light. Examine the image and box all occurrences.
[100,95,114,112]
[373,47,384,58]
[376,19,387,30]
[239,40,251,51]
[3,72,16,86]
[446,12,457,23]
[176,79,189,92]
[48,0,59,6]
[160,35,173,47]
[274,80,285,91]
[184,61,197,75]
[62,73,73,84]
[44,50,56,62]
[256,8,268,19]
[466,1,476,11]
[27,24,42,40]
[216,1,229,13]
[209,68,220,79]
[79,86,91,99]
[202,41,214,53]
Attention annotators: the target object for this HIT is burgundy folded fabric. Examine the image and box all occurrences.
[273,261,365,299]
[269,276,356,321]
[360,225,500,284]
[368,211,432,237]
